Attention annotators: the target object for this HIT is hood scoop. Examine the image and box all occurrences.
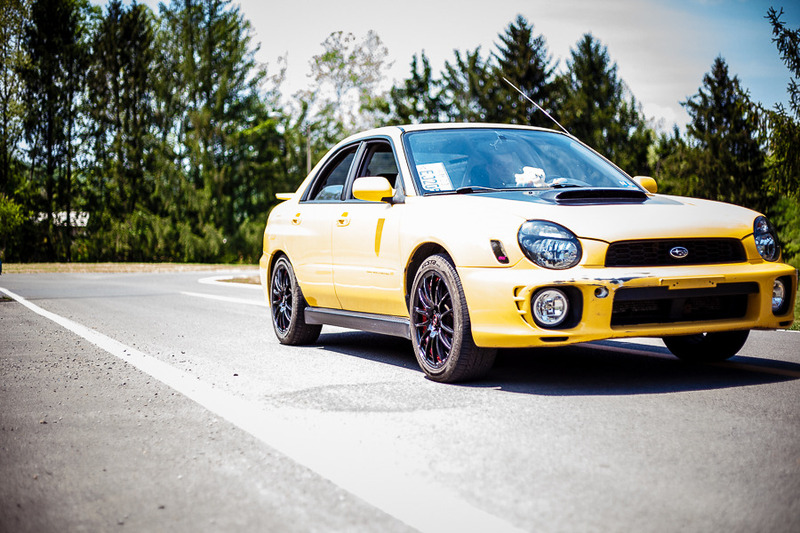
[540,188,648,205]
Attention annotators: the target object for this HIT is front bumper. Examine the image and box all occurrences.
[459,262,798,348]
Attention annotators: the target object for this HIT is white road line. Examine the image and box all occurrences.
[180,291,267,307]
[0,286,527,533]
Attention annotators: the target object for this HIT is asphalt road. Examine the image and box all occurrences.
[1,271,798,533]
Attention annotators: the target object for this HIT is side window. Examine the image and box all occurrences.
[305,146,357,201]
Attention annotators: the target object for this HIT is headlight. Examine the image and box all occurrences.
[754,216,780,262]
[518,220,582,269]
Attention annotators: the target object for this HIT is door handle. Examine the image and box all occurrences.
[337,212,350,227]
[292,213,301,225]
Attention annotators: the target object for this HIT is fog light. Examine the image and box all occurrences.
[532,288,569,328]
[772,279,787,314]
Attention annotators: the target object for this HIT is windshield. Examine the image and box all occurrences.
[403,128,637,194]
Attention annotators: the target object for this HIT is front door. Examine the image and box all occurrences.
[289,145,358,309]
[332,141,407,316]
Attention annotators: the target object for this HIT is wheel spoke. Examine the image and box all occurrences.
[271,265,294,334]
[419,278,434,309]
[419,328,432,355]
[437,333,451,356]
[411,270,456,370]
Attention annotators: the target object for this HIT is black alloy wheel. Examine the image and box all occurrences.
[269,256,321,345]
[410,254,496,382]
[414,270,455,369]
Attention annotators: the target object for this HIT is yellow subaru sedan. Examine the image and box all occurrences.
[260,124,797,382]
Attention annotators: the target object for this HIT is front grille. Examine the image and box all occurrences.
[610,282,758,326]
[605,238,746,267]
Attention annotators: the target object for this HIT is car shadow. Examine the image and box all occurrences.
[315,330,799,396]
[316,330,418,371]
[484,341,799,395]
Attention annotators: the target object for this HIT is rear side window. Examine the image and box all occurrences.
[305,146,358,202]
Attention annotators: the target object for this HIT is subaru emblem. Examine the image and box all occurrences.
[669,246,689,259]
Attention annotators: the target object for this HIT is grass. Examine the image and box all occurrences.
[793,291,800,331]
[225,276,260,285]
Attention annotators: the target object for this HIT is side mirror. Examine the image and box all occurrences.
[633,176,657,194]
[353,176,394,203]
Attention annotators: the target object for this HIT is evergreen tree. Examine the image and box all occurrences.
[486,15,556,126]
[0,0,30,197]
[151,0,271,261]
[440,47,492,121]
[389,51,444,124]
[682,56,767,211]
[558,34,652,175]
[20,0,91,260]
[763,7,800,200]
[651,126,698,197]
[84,0,159,260]
[761,7,800,267]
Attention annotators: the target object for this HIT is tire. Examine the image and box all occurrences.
[662,330,750,362]
[409,254,497,382]
[269,256,321,345]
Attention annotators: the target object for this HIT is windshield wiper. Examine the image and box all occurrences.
[455,186,500,194]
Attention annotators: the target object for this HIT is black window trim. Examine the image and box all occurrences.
[300,135,406,204]
[300,141,361,203]
[343,136,404,203]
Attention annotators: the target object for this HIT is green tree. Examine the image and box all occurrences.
[762,7,800,268]
[651,126,698,196]
[0,193,25,263]
[20,0,92,261]
[440,47,492,121]
[83,0,160,260]
[486,15,557,126]
[389,51,444,124]
[0,0,30,198]
[763,7,800,200]
[681,56,768,212]
[87,2,156,212]
[558,34,652,175]
[150,0,272,261]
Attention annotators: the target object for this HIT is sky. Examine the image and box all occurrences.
[116,0,799,131]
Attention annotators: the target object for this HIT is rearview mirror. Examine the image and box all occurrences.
[633,176,658,194]
[353,176,394,203]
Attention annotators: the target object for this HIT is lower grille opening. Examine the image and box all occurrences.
[611,282,757,326]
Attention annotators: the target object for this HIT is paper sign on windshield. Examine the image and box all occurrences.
[417,163,453,192]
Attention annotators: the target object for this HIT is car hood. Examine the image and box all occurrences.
[452,190,760,241]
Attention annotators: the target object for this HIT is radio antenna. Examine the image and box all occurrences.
[501,76,572,137]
